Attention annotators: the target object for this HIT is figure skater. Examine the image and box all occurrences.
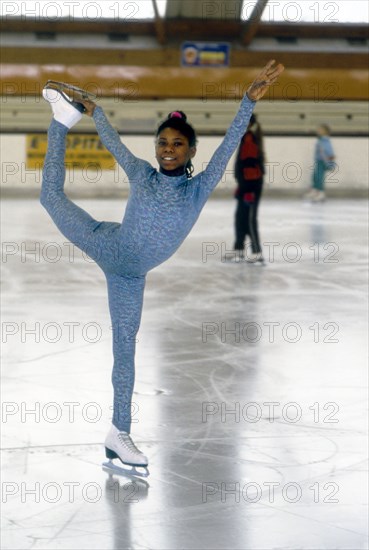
[305,124,336,203]
[40,60,284,476]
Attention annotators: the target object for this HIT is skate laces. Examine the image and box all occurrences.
[117,432,142,455]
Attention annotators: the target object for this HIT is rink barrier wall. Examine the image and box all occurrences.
[1,134,368,198]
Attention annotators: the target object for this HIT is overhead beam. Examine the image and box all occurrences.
[260,22,369,39]
[152,0,166,45]
[1,47,367,70]
[0,18,156,35]
[242,0,269,46]
[1,18,368,40]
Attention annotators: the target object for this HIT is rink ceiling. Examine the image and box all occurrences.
[1,3,369,103]
[1,3,368,131]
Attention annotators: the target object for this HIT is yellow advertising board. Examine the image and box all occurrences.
[26,134,116,170]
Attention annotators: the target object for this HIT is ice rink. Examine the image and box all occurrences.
[1,196,368,550]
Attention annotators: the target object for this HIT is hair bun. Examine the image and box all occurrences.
[168,111,187,121]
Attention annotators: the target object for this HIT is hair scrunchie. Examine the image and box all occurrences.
[169,111,185,120]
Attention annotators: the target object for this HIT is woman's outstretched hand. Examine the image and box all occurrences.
[246,60,285,101]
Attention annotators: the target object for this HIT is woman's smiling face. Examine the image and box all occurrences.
[155,127,196,172]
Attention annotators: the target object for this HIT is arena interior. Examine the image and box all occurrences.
[1,1,368,549]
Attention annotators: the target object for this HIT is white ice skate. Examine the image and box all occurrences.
[312,191,326,203]
[44,80,97,101]
[304,188,317,200]
[245,254,265,266]
[102,425,149,478]
[222,251,245,263]
[42,82,86,129]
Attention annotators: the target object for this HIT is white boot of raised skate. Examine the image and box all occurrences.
[42,87,84,129]
[103,425,149,478]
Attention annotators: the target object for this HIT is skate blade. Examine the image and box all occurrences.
[222,255,245,263]
[102,460,150,479]
[45,80,97,101]
[245,259,266,266]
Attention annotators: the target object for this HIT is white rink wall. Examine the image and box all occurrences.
[1,134,368,196]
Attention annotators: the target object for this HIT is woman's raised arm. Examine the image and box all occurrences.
[198,60,284,197]
[82,100,143,180]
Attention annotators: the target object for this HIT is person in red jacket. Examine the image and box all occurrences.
[233,113,265,264]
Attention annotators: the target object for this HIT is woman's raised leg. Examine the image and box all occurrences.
[40,118,105,260]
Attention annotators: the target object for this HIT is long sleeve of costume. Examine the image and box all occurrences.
[93,106,152,183]
[196,95,256,200]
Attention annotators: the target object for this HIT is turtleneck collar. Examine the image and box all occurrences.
[159,166,186,178]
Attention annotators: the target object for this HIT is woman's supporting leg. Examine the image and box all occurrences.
[40,119,103,260]
[105,272,146,433]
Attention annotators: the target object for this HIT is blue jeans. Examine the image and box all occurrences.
[312,160,327,191]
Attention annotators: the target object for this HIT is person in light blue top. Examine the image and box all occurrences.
[40,60,284,473]
[305,124,336,202]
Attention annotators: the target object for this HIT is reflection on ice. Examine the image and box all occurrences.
[1,198,368,549]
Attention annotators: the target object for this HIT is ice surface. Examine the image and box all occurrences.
[1,197,368,550]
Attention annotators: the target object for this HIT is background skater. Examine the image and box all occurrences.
[305,124,336,203]
[233,113,265,264]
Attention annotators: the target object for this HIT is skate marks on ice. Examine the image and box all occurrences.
[1,199,368,549]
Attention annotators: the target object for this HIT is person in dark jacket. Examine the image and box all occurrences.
[233,114,265,264]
